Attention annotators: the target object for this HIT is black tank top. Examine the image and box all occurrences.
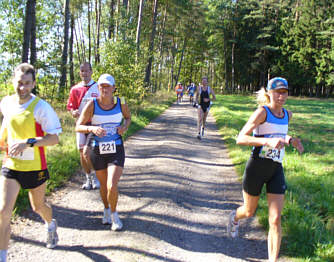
[200,88,210,106]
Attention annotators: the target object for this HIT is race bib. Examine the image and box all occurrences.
[9,140,34,160]
[99,141,116,154]
[260,146,284,163]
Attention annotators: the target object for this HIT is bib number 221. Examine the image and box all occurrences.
[99,141,116,154]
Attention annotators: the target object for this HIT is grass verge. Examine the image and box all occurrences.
[9,90,175,214]
[211,94,334,262]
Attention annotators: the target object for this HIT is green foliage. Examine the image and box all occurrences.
[96,39,147,100]
[211,94,334,261]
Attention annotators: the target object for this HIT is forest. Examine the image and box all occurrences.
[0,0,334,101]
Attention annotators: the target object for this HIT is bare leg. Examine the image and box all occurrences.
[0,176,20,249]
[267,193,284,262]
[197,108,204,133]
[95,169,109,208]
[80,148,92,174]
[235,190,260,222]
[107,165,123,212]
[28,182,52,223]
[202,111,209,129]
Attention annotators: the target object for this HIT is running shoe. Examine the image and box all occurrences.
[202,127,205,137]
[111,212,123,231]
[227,210,239,238]
[102,208,112,225]
[82,174,92,190]
[91,174,100,189]
[46,219,59,249]
[197,133,201,140]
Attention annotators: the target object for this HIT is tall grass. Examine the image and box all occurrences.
[1,90,175,214]
[211,95,334,262]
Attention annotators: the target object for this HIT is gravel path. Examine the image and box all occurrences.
[8,100,291,262]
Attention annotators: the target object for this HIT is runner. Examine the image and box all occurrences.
[195,77,216,139]
[0,63,62,261]
[187,83,196,104]
[67,62,100,190]
[175,82,183,104]
[75,74,131,231]
[227,77,304,262]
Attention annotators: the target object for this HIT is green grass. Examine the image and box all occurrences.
[2,89,175,214]
[211,95,334,262]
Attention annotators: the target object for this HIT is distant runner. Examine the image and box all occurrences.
[227,77,304,262]
[195,77,216,139]
[187,83,196,104]
[175,83,184,104]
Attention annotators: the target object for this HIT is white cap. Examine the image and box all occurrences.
[98,74,115,86]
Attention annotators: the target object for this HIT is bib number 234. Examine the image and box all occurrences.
[99,141,116,154]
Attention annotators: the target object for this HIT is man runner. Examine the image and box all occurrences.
[67,62,100,190]
[0,63,62,262]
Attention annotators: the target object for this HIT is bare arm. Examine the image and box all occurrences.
[118,102,131,135]
[8,134,59,157]
[75,101,106,138]
[210,88,216,101]
[284,110,304,153]
[236,107,288,150]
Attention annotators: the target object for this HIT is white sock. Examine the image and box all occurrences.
[0,250,8,262]
[46,219,56,231]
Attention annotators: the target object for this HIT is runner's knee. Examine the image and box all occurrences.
[268,213,281,228]
[0,205,12,223]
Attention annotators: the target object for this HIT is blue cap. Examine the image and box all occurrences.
[267,77,288,91]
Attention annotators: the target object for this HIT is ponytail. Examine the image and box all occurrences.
[256,87,270,106]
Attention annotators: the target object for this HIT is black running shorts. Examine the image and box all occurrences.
[1,167,49,189]
[199,102,210,113]
[242,157,287,196]
[89,144,125,170]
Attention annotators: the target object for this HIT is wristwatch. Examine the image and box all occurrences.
[26,138,37,147]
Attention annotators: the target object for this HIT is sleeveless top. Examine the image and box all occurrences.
[199,86,210,106]
[252,106,289,163]
[3,96,47,171]
[90,97,123,147]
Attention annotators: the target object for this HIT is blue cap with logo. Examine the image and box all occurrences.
[267,77,288,91]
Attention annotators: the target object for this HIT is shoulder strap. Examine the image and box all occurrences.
[26,97,40,113]
[114,96,125,104]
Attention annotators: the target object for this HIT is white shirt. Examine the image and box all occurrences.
[0,94,62,135]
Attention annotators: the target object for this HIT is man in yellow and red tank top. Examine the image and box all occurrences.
[0,63,62,261]
[67,62,100,190]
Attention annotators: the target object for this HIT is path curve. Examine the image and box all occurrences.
[8,99,291,262]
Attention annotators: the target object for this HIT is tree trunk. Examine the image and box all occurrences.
[69,13,75,87]
[22,0,33,63]
[108,0,115,39]
[136,0,144,57]
[29,0,36,66]
[144,0,158,86]
[87,0,92,63]
[58,0,71,99]
[95,0,101,63]
[176,37,187,85]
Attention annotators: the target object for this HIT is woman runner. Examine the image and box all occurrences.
[76,74,131,231]
[227,77,304,262]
